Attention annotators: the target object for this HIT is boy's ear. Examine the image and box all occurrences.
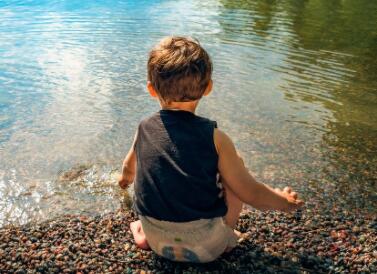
[147,81,158,98]
[203,80,213,97]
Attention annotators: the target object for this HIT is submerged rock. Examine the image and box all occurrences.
[58,164,90,181]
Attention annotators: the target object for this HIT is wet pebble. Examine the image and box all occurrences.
[0,208,375,273]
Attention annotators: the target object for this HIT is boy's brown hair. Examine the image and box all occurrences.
[147,36,213,102]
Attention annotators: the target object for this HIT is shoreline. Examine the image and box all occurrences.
[1,206,376,273]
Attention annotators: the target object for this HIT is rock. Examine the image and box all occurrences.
[124,243,131,251]
[359,235,366,243]
[0,209,376,273]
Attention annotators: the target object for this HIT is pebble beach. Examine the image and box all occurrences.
[1,205,376,273]
[1,0,377,273]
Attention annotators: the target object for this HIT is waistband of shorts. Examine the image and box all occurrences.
[140,215,224,234]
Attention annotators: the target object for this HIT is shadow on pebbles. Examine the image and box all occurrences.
[0,206,376,274]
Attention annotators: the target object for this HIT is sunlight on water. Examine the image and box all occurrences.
[0,0,376,226]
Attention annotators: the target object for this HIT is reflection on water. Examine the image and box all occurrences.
[0,0,376,226]
[218,0,377,212]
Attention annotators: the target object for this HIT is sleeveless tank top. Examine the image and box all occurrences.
[133,109,227,222]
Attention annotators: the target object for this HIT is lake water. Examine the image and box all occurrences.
[0,0,376,226]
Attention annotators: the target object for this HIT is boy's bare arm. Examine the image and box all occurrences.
[118,132,137,189]
[214,129,303,212]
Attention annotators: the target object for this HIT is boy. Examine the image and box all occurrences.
[119,36,303,263]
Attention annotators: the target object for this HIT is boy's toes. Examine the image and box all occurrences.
[130,220,151,250]
[233,229,242,238]
[136,238,150,250]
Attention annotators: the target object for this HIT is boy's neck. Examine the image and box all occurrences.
[160,100,199,113]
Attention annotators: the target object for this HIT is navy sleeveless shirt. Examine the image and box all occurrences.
[133,109,227,222]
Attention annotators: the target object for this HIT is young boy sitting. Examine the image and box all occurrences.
[118,36,303,263]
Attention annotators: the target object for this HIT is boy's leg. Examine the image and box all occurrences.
[222,181,243,252]
[130,220,150,250]
[223,180,243,253]
[222,181,243,229]
[222,153,245,228]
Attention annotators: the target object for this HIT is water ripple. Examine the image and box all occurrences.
[0,0,376,225]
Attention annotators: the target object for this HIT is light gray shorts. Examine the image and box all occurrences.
[140,215,238,263]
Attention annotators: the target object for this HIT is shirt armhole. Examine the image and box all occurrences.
[212,121,220,156]
[132,126,140,152]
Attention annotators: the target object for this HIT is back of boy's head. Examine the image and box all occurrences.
[148,36,213,103]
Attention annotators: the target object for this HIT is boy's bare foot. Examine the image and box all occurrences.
[130,220,150,250]
[233,229,242,237]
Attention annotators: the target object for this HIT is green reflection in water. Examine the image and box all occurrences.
[219,0,377,210]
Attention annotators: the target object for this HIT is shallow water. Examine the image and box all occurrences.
[0,0,376,226]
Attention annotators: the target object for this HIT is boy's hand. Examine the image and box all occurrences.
[118,174,132,189]
[274,187,304,212]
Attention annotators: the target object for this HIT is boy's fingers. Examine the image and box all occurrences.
[284,187,292,193]
[118,176,129,189]
[286,199,304,212]
[295,199,304,206]
[291,191,298,199]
